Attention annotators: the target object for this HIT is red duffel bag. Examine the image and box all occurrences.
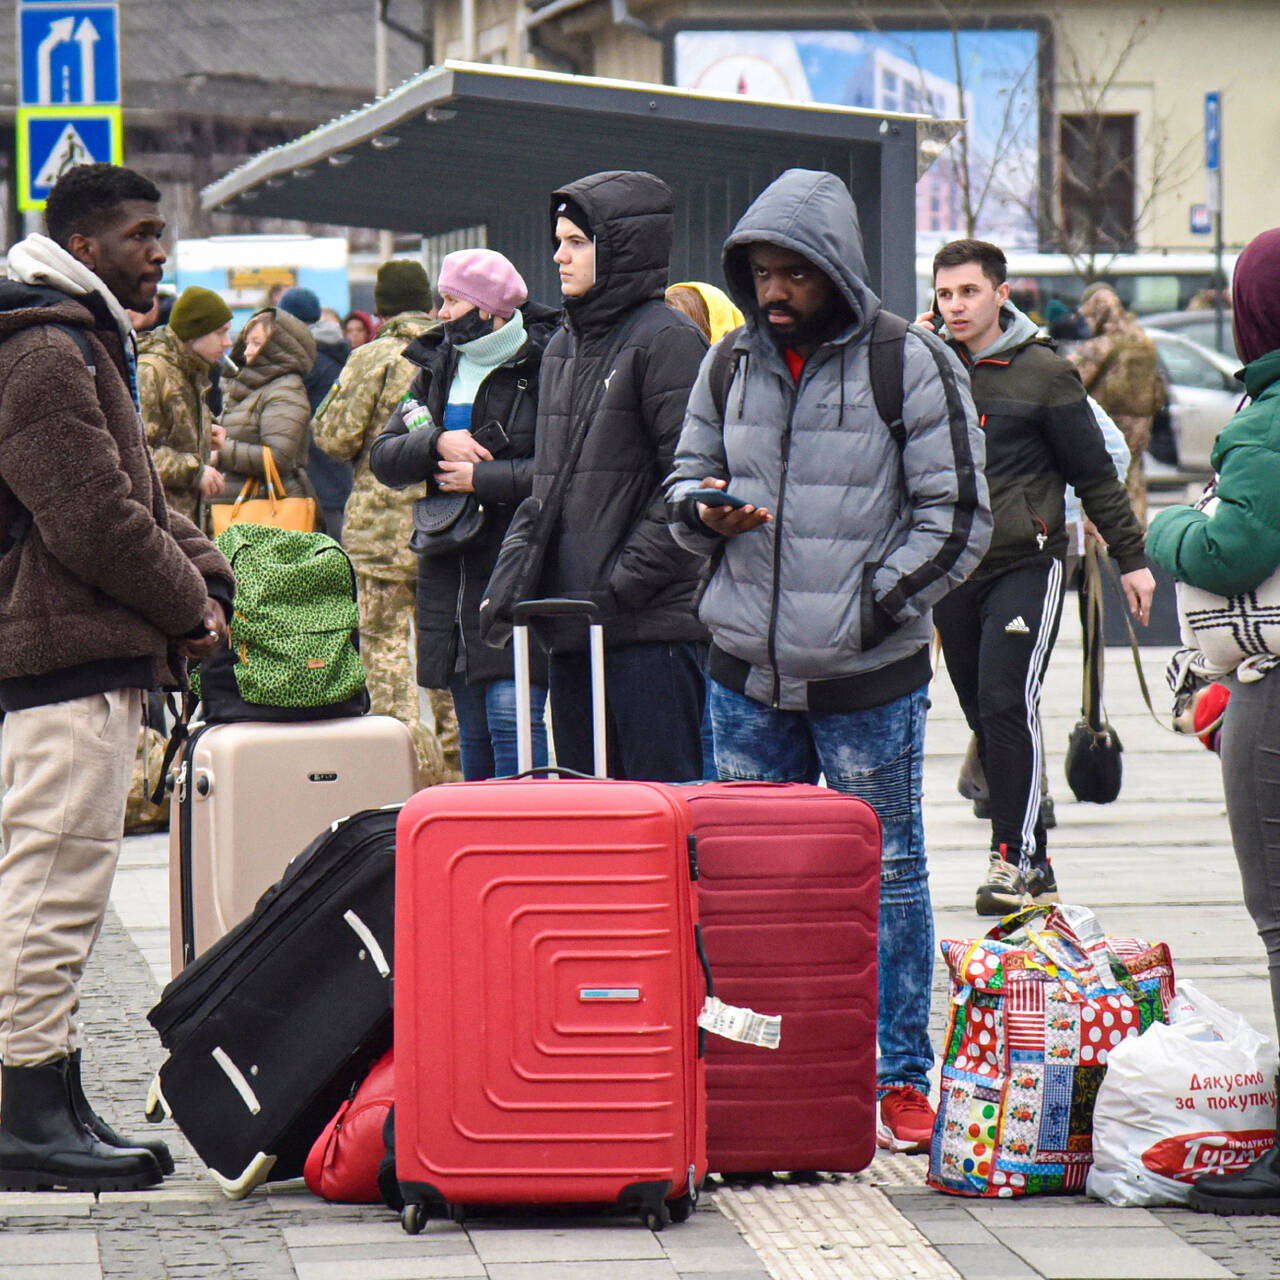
[304,1047,394,1202]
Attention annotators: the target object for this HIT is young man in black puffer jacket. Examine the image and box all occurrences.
[532,170,710,781]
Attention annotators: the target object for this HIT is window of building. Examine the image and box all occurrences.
[1058,113,1137,251]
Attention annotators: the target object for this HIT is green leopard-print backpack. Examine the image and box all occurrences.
[193,525,367,714]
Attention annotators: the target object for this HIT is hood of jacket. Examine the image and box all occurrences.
[669,280,744,342]
[722,169,880,344]
[551,171,674,335]
[310,319,349,358]
[0,278,116,345]
[230,307,315,391]
[953,300,1042,362]
[5,233,135,347]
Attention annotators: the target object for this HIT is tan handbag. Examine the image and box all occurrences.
[211,446,316,536]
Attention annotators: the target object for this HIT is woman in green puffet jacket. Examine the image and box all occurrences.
[1147,227,1280,1218]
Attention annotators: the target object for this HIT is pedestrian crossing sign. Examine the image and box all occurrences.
[16,105,122,211]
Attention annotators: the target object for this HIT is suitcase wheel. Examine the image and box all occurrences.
[448,1204,467,1225]
[669,1191,695,1224]
[401,1203,425,1236]
[642,1202,672,1232]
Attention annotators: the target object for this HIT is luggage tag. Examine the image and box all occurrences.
[698,996,782,1049]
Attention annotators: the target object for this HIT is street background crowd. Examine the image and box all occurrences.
[1,154,1279,1240]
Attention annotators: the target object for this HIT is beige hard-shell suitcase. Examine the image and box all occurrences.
[168,715,417,977]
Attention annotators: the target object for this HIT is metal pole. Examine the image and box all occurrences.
[375,0,393,262]
[513,624,533,775]
[1213,186,1225,357]
[461,0,476,60]
[589,624,607,779]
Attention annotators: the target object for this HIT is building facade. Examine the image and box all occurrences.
[430,0,1277,259]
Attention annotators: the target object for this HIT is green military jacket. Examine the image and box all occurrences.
[137,325,214,525]
[312,310,437,581]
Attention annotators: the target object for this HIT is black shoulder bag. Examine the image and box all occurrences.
[1065,541,1124,803]
[409,379,531,559]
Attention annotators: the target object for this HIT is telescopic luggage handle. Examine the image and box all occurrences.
[512,598,606,779]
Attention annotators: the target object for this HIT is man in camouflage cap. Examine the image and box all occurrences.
[312,260,459,783]
[137,285,232,529]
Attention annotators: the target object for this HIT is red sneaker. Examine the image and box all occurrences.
[877,1086,936,1154]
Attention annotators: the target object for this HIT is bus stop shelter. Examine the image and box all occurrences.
[201,61,954,316]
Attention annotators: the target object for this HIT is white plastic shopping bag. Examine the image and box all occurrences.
[1087,981,1278,1206]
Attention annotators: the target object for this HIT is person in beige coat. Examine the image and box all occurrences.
[212,308,317,514]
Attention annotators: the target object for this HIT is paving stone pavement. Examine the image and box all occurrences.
[3,603,1280,1277]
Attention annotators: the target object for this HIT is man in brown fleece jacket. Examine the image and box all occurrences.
[0,164,234,1192]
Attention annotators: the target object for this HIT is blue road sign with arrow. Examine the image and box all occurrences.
[1205,91,1221,172]
[19,5,120,107]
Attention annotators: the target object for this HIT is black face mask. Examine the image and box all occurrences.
[444,308,495,347]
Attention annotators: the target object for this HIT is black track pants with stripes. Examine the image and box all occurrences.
[935,556,1065,867]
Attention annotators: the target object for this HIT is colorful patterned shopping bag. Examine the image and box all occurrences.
[928,903,1175,1198]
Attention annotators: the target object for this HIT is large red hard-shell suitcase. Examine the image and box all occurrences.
[686,781,881,1175]
[169,715,418,974]
[394,599,708,1233]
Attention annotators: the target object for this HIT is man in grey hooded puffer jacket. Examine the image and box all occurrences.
[668,169,992,1153]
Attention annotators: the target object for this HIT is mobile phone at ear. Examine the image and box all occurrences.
[688,487,749,509]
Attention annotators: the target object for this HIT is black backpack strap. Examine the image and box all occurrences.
[52,323,97,375]
[868,310,909,452]
[708,325,745,421]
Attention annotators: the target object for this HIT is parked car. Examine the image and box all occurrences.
[1146,328,1244,474]
[1143,309,1238,360]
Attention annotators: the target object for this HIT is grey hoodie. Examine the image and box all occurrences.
[667,169,992,712]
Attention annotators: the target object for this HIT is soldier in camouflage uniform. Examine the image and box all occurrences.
[137,286,233,530]
[312,260,459,783]
[1070,284,1165,527]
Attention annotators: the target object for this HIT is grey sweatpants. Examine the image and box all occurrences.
[1220,666,1280,1044]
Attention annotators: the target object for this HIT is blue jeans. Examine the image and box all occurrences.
[710,679,934,1096]
[448,676,548,780]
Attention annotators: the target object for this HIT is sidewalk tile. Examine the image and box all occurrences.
[291,1241,480,1262]
[6,1266,100,1280]
[936,1242,1040,1280]
[486,1263,680,1279]
[0,1191,95,1218]
[657,1242,771,1269]
[283,1221,459,1247]
[291,1256,486,1280]
[0,1232,100,1264]
[469,1225,665,1263]
[1004,1228,1232,1279]
[966,1202,1160,1228]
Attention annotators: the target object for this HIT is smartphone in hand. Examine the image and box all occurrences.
[688,487,749,509]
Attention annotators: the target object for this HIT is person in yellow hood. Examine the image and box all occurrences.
[666,281,743,342]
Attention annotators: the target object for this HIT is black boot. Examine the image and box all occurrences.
[0,1059,163,1192]
[66,1050,174,1176]
[1188,1079,1280,1215]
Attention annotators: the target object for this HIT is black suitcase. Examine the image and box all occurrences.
[145,805,398,1198]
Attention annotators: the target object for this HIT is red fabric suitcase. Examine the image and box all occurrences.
[393,600,707,1233]
[686,782,881,1175]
